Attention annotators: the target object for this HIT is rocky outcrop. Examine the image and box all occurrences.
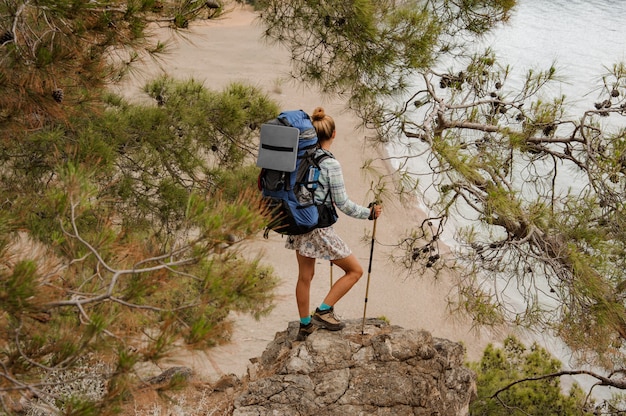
[233,319,476,416]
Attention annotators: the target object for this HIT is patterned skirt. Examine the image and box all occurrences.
[285,226,351,261]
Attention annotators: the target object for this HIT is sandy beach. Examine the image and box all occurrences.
[113,4,502,382]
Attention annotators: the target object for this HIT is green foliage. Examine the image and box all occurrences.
[3,77,278,243]
[469,337,592,415]
[257,0,514,119]
[0,260,37,316]
[141,76,279,168]
[212,164,263,202]
[0,75,279,413]
[258,0,439,100]
[0,0,226,134]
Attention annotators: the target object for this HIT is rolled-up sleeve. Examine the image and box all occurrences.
[317,158,370,219]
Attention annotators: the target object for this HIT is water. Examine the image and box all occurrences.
[483,0,626,109]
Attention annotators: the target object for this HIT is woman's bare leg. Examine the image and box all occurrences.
[295,251,316,319]
[322,254,363,306]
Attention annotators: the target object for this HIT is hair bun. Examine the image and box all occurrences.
[311,107,326,122]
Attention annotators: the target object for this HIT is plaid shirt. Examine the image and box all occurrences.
[314,149,370,220]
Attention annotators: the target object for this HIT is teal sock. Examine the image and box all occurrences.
[319,303,332,311]
[300,316,311,325]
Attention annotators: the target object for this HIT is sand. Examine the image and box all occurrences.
[112,4,502,382]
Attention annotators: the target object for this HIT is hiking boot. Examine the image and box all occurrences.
[296,322,315,341]
[312,307,345,331]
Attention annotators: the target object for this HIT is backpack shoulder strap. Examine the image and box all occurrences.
[313,149,334,166]
[313,150,336,205]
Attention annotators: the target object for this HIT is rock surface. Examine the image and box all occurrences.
[233,319,476,416]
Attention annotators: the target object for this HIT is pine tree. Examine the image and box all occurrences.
[0,0,222,134]
[0,2,284,413]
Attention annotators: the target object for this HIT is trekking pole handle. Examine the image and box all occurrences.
[368,201,381,220]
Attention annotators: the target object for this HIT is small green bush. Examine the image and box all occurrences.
[469,336,593,415]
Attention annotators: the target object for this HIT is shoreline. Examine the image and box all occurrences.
[113,4,503,382]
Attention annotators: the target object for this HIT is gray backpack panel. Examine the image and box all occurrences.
[256,123,300,172]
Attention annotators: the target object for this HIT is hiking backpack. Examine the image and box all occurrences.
[256,110,337,236]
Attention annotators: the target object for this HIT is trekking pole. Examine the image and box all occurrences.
[361,209,378,335]
[330,261,334,287]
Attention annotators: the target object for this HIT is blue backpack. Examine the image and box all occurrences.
[257,110,337,236]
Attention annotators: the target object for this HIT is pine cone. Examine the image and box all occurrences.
[52,88,64,103]
[0,30,13,45]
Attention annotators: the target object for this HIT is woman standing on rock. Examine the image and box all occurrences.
[286,107,382,341]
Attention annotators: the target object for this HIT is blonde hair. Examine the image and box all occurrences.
[311,107,335,142]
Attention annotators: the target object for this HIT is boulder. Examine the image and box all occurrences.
[234,319,476,416]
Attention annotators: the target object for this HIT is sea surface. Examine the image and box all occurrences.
[483,0,626,110]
